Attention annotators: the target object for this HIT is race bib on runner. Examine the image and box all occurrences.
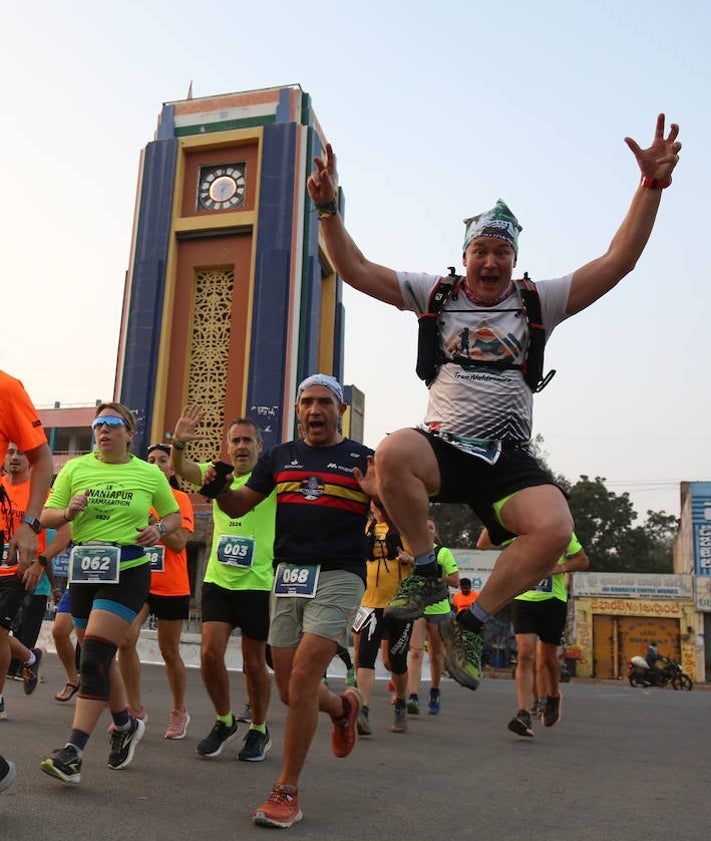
[427,428,503,465]
[69,544,121,584]
[533,576,553,593]
[273,563,320,598]
[146,545,166,572]
[216,534,255,568]
[352,605,374,633]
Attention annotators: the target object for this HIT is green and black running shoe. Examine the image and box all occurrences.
[108,716,145,770]
[439,617,483,691]
[40,745,82,784]
[384,574,448,620]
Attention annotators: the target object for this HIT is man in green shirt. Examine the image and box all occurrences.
[171,410,276,763]
[478,528,588,736]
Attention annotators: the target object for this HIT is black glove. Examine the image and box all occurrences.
[199,461,234,499]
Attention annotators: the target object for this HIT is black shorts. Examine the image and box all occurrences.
[147,593,190,621]
[12,593,48,650]
[0,574,24,630]
[418,430,562,545]
[511,598,567,645]
[201,582,270,642]
[70,563,151,626]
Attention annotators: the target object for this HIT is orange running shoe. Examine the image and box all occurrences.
[331,687,362,758]
[252,783,303,828]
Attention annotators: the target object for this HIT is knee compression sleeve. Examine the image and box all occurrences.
[79,637,117,701]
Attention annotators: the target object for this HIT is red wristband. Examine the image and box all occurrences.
[640,175,671,190]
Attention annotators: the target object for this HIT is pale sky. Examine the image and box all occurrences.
[2,0,709,521]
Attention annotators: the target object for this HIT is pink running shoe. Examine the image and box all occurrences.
[164,709,190,739]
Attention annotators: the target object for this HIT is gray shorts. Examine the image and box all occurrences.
[268,568,364,649]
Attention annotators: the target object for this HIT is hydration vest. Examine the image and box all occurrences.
[415,267,556,392]
[365,521,402,561]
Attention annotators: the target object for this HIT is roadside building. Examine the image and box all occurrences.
[674,481,711,681]
[570,572,695,679]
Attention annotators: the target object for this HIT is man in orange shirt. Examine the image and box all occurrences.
[2,443,68,680]
[452,578,479,614]
[0,369,54,793]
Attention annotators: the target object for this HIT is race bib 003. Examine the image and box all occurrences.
[216,534,255,568]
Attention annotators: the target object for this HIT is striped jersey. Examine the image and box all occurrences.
[246,437,373,580]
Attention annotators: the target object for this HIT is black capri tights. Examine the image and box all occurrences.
[356,608,413,675]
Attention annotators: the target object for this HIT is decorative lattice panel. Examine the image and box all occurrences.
[186,267,234,462]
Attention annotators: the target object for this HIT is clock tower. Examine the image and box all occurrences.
[115,85,346,461]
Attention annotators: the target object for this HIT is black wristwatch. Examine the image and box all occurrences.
[21,515,43,534]
[37,555,49,568]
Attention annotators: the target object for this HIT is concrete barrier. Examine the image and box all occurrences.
[35,619,404,680]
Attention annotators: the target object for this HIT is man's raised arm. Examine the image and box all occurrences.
[307,144,405,308]
[169,404,208,487]
[566,114,681,316]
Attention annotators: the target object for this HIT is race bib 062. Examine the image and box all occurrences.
[69,545,121,584]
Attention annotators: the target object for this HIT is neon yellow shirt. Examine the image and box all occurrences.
[426,545,458,616]
[199,465,276,591]
[515,533,582,603]
[46,453,178,569]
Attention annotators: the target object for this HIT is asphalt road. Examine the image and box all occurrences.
[1,656,709,841]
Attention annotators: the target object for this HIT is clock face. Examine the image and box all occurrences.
[197,164,246,211]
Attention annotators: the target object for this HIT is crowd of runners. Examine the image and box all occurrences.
[0,113,681,829]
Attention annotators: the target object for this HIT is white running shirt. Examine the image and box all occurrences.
[397,271,572,442]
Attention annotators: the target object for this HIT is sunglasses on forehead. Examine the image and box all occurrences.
[147,443,171,455]
[92,416,127,430]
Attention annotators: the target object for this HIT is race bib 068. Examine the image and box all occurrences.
[273,563,320,598]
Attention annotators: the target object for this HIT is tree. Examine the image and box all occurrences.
[567,475,675,573]
[625,509,678,573]
[643,509,679,542]
[429,502,481,549]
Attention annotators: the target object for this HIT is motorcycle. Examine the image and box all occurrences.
[627,655,693,690]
